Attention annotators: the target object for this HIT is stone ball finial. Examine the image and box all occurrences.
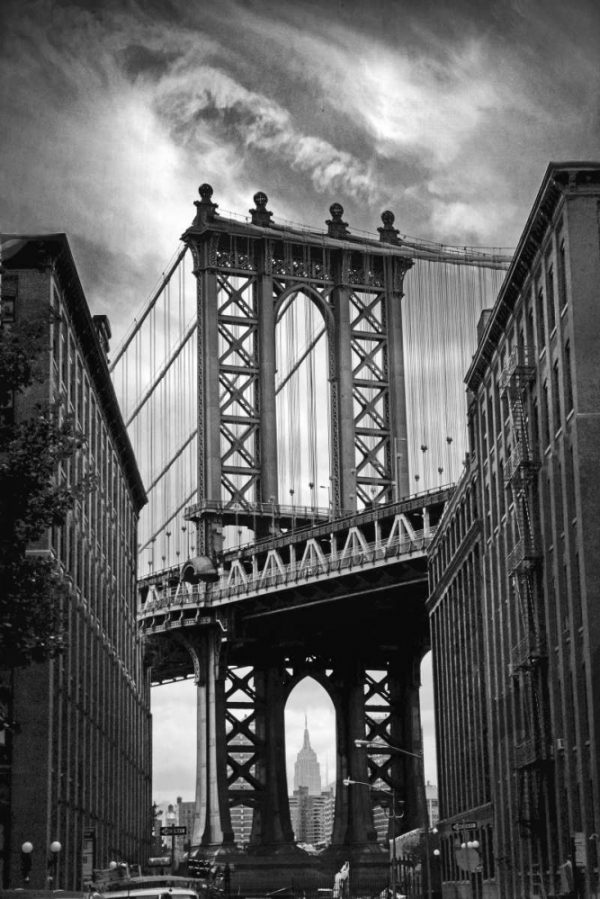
[378,209,401,244]
[192,183,218,225]
[326,203,349,238]
[250,191,273,227]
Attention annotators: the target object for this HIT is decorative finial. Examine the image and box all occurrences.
[326,203,349,239]
[378,210,402,245]
[193,183,218,225]
[250,191,273,227]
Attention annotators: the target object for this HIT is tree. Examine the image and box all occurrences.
[0,319,93,668]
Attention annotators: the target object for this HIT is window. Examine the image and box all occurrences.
[545,255,556,332]
[481,407,487,456]
[0,390,15,426]
[542,381,550,447]
[1,274,17,322]
[564,341,574,413]
[61,319,68,385]
[557,227,568,309]
[51,288,61,364]
[536,284,546,350]
[553,361,561,432]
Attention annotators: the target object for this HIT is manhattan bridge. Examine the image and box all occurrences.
[110,185,511,886]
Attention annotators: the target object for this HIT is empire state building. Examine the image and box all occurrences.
[293,717,322,795]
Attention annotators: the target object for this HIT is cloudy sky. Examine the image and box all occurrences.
[3,0,600,346]
[3,0,599,806]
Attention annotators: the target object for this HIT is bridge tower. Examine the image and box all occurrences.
[184,184,413,562]
[142,186,440,888]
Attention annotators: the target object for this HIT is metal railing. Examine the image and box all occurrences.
[139,529,432,620]
[507,537,540,573]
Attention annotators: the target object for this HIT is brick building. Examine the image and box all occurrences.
[428,162,600,898]
[0,235,150,889]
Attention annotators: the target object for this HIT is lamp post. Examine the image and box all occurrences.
[47,840,62,887]
[21,841,33,885]
[269,496,276,536]
[166,805,177,872]
[343,777,402,899]
[355,738,432,899]
[319,484,331,517]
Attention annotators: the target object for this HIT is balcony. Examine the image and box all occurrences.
[513,737,552,769]
[507,537,540,573]
[510,633,547,672]
[500,346,536,393]
[505,442,538,485]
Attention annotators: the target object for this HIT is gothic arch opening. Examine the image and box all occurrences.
[284,677,336,848]
[275,289,331,515]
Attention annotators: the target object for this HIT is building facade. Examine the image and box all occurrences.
[0,235,150,889]
[289,786,335,848]
[428,162,600,898]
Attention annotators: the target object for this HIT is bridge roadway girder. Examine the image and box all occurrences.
[145,551,429,678]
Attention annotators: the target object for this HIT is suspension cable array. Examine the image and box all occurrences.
[110,216,509,575]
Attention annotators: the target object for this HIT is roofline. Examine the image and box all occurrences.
[465,161,600,388]
[1,232,147,511]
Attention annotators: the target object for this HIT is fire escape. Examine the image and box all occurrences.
[501,346,552,839]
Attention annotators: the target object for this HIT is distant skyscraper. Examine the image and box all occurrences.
[293,717,322,795]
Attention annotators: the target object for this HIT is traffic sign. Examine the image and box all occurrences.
[451,821,477,831]
[160,825,187,836]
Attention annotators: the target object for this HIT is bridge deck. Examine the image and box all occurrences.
[138,488,453,681]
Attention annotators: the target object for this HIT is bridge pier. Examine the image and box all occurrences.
[331,658,379,849]
[249,660,296,851]
[179,628,234,848]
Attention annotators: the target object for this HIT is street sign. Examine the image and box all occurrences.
[160,825,187,836]
[451,821,477,831]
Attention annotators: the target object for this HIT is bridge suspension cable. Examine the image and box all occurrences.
[110,223,509,574]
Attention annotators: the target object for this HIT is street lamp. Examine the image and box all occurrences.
[166,805,177,872]
[21,841,33,885]
[47,840,61,887]
[355,738,432,899]
[343,778,403,899]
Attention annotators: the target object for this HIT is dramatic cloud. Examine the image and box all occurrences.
[2,0,598,803]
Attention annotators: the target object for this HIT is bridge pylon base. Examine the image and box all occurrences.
[184,845,391,896]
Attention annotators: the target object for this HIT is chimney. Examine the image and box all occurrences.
[93,314,111,358]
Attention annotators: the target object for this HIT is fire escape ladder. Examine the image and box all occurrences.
[503,348,539,574]
[503,346,552,803]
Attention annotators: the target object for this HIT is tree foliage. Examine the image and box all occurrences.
[0,319,93,667]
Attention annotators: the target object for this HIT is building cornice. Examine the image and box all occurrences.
[2,233,147,511]
[465,161,600,391]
